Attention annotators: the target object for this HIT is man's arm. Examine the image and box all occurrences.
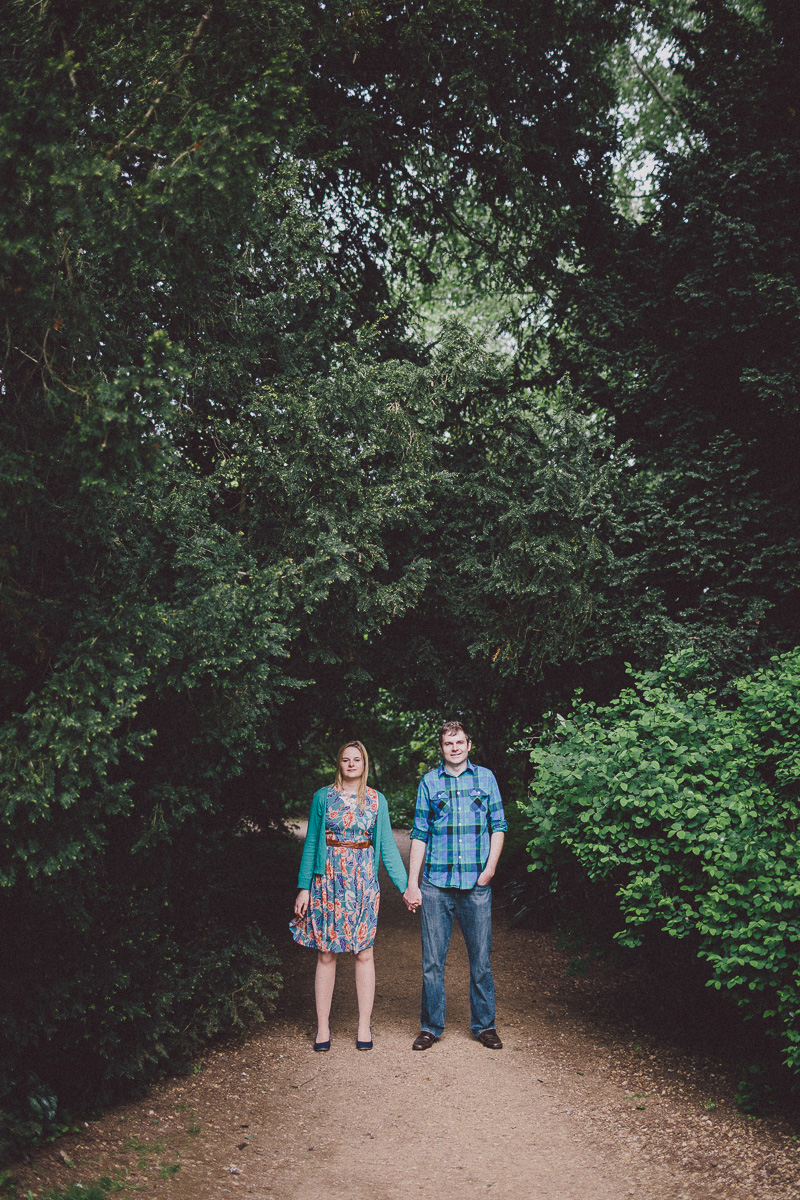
[404,776,429,911]
[404,838,426,911]
[477,830,504,886]
[477,768,507,886]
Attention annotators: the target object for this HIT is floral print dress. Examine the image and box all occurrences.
[291,787,380,953]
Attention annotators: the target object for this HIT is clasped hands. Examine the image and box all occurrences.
[403,867,494,913]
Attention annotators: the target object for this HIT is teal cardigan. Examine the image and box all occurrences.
[297,786,408,893]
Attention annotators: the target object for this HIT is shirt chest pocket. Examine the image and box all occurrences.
[430,788,488,822]
[430,791,451,823]
[468,787,489,813]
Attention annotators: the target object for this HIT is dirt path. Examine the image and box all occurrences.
[11,833,800,1200]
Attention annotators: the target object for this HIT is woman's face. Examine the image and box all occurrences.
[340,747,364,782]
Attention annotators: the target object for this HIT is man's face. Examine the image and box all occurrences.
[441,731,471,770]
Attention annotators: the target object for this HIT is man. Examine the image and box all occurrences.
[403,720,507,1050]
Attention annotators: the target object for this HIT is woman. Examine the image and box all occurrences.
[291,740,408,1050]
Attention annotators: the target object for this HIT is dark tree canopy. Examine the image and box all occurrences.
[2,0,800,1152]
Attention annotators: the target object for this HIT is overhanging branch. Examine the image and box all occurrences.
[107,6,214,160]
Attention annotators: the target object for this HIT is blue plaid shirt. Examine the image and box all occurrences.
[410,759,507,890]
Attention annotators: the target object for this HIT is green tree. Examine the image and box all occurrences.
[524,648,800,1071]
[2,0,621,1142]
[363,1,800,696]
[5,0,800,1150]
[0,0,447,1148]
[547,0,800,681]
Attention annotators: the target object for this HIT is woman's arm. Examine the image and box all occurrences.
[296,790,325,889]
[375,795,409,892]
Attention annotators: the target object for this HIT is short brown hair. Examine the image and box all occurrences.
[439,720,470,745]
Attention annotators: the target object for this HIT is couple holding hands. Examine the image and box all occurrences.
[291,721,507,1052]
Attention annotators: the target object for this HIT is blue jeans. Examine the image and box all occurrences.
[419,875,496,1037]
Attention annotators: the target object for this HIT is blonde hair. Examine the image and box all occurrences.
[334,740,370,811]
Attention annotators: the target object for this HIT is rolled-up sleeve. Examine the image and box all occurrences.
[485,770,508,834]
[410,776,431,842]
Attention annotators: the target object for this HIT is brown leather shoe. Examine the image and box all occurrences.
[412,1030,438,1051]
[477,1028,503,1049]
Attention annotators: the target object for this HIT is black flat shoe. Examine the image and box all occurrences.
[356,1032,373,1051]
[313,1036,331,1051]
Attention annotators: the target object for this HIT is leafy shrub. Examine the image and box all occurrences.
[0,822,288,1164]
[523,648,800,1071]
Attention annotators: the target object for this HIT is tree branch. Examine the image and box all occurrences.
[107,6,214,160]
[629,52,697,151]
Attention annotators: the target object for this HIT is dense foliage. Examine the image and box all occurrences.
[524,649,800,1068]
[0,0,623,1154]
[2,0,800,1156]
[397,0,800,690]
[551,0,800,682]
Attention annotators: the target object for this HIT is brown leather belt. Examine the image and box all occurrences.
[326,833,371,849]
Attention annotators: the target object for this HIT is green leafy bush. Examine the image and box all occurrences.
[0,825,286,1161]
[523,648,800,1070]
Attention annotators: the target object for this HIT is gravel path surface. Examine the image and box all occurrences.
[10,831,800,1199]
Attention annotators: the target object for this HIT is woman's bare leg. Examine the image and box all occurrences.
[354,946,375,1041]
[315,950,337,1042]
